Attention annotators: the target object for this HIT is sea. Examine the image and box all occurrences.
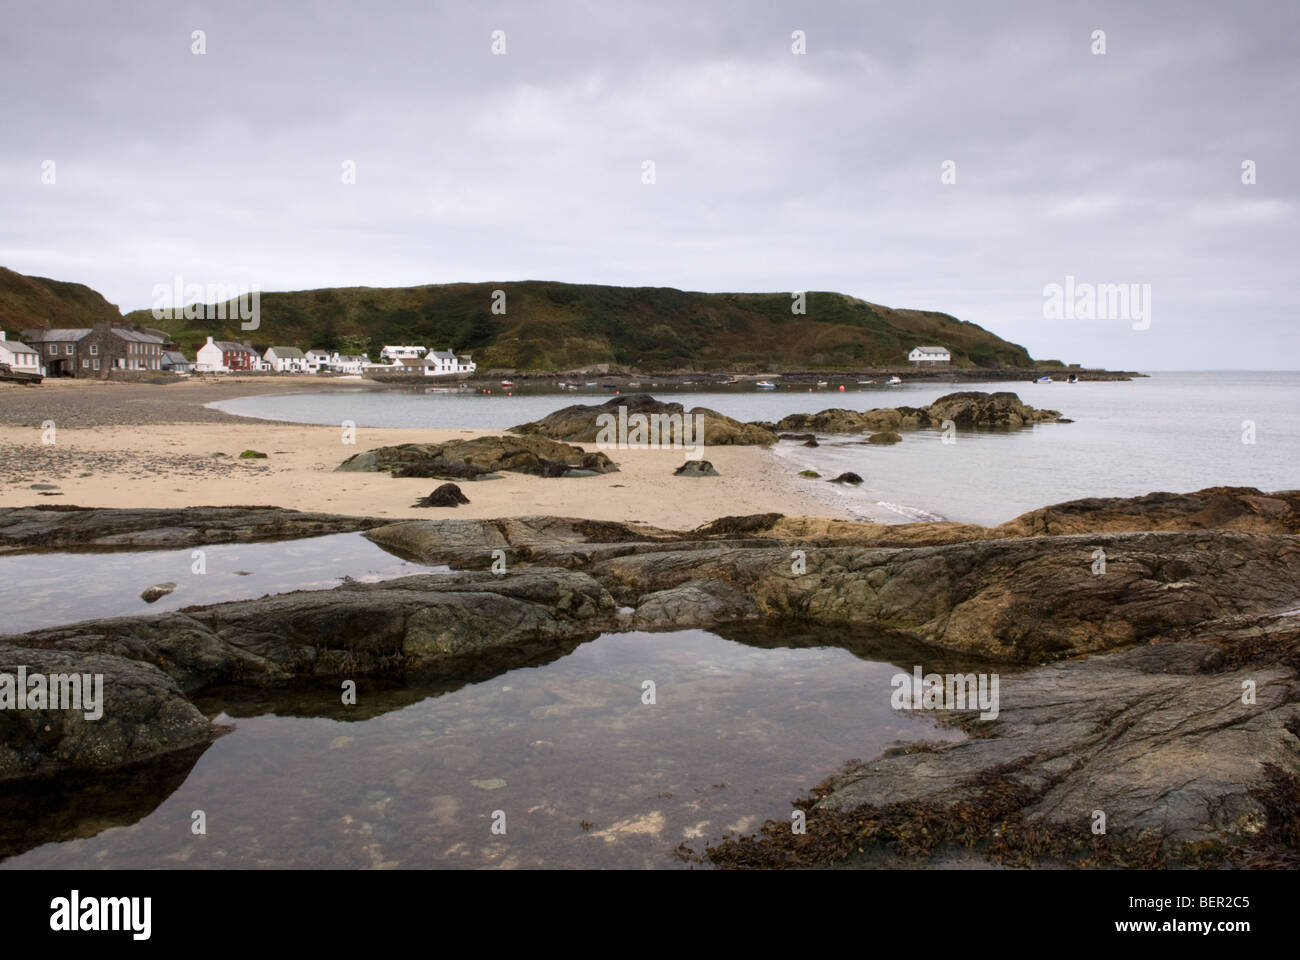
[211,372,1300,526]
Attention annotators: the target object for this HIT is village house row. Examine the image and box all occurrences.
[0,322,393,377]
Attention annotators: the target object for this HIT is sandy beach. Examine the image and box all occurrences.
[0,379,847,527]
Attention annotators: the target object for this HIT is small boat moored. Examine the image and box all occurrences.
[755,380,777,389]
[886,376,903,385]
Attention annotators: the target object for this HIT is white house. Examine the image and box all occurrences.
[304,349,332,372]
[329,354,368,374]
[380,345,427,362]
[195,337,259,373]
[264,346,307,372]
[0,331,43,374]
[426,349,476,375]
[908,345,951,365]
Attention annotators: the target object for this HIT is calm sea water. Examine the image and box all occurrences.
[210,372,1300,525]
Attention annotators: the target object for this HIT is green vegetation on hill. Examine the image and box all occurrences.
[0,267,122,335]
[0,267,1036,370]
[125,280,1035,371]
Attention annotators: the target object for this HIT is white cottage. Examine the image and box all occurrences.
[908,345,951,365]
[0,331,43,375]
[426,349,476,375]
[264,346,307,372]
[380,345,426,362]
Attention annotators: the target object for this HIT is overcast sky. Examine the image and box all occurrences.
[2,0,1295,369]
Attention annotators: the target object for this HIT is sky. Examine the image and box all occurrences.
[1,0,1295,369]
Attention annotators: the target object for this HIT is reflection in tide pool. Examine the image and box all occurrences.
[2,629,971,869]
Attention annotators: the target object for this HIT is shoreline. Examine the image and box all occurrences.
[0,418,850,528]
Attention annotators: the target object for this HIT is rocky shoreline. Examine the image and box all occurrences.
[2,487,1298,867]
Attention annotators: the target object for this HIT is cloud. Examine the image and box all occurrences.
[0,0,1296,368]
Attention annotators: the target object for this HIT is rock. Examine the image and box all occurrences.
[802,439,819,447]
[798,470,820,478]
[674,460,719,477]
[6,569,618,695]
[239,450,267,459]
[829,472,863,484]
[778,433,817,441]
[767,392,1062,435]
[632,579,759,629]
[28,483,58,491]
[415,483,470,507]
[0,506,385,554]
[0,647,214,782]
[709,632,1300,869]
[866,431,902,444]
[510,394,777,446]
[337,435,618,479]
[924,391,1061,427]
[995,486,1300,538]
[140,582,176,603]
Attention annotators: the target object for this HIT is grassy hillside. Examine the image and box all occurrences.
[123,280,1034,371]
[0,267,122,335]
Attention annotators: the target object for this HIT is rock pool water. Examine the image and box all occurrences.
[0,532,450,633]
[0,627,979,869]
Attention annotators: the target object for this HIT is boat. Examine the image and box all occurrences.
[585,381,598,387]
[755,381,776,389]
[1036,376,1053,383]
[816,380,829,387]
[601,383,618,389]
[1067,374,1079,383]
[500,380,515,387]
[886,376,903,385]
[857,379,877,385]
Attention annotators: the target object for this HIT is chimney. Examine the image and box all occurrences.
[206,336,214,344]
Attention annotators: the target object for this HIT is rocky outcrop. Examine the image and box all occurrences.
[0,647,214,782]
[337,435,617,479]
[0,505,386,554]
[415,483,470,507]
[5,488,1300,867]
[510,394,777,446]
[702,622,1300,868]
[866,431,901,444]
[7,570,616,696]
[768,391,1063,435]
[995,487,1300,538]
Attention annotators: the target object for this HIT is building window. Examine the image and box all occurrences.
[65,344,73,355]
[90,343,98,355]
[82,359,89,368]
[93,358,100,370]
[48,344,56,355]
